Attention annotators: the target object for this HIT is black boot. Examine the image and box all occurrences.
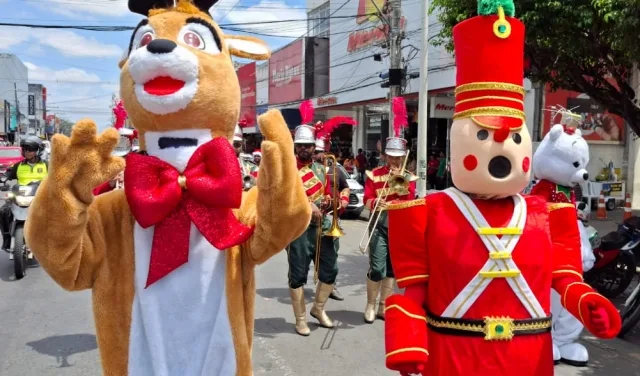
[2,235,10,251]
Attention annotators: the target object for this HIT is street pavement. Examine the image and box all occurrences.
[1,213,640,375]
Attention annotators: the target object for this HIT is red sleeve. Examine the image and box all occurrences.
[387,198,429,288]
[530,179,553,201]
[93,181,113,196]
[364,172,377,209]
[549,203,621,338]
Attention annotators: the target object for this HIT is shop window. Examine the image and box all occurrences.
[308,3,330,38]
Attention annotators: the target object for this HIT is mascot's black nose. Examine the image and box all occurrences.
[583,172,589,180]
[147,39,177,54]
[488,156,511,179]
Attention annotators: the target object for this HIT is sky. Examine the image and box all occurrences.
[0,0,309,130]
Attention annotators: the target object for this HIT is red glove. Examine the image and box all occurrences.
[587,302,611,336]
[576,292,621,339]
[385,294,429,374]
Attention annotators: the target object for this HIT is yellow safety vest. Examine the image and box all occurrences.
[17,162,48,186]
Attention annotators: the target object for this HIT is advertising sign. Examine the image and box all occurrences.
[42,87,47,120]
[3,100,9,133]
[237,62,256,126]
[269,39,303,104]
[429,96,455,118]
[28,94,35,116]
[542,85,625,144]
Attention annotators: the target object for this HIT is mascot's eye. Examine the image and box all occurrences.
[183,31,204,49]
[138,32,154,49]
[512,133,522,144]
[477,129,489,140]
[573,161,580,168]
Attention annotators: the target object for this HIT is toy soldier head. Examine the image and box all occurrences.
[314,136,327,163]
[385,136,407,170]
[233,123,243,157]
[294,100,316,162]
[449,1,531,198]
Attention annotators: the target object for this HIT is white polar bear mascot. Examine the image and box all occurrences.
[530,122,596,367]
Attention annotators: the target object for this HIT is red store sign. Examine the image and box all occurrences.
[237,62,256,126]
[269,39,303,104]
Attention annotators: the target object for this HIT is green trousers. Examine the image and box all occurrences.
[367,211,394,282]
[287,217,338,289]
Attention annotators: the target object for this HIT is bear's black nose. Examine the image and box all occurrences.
[583,172,589,180]
[147,39,177,54]
[488,156,511,179]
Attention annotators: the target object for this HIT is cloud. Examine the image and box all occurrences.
[0,27,123,58]
[25,62,117,129]
[212,0,307,38]
[34,0,130,19]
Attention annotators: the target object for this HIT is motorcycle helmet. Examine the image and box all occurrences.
[20,136,44,157]
[576,200,591,222]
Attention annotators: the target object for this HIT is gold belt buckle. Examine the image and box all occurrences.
[483,316,515,341]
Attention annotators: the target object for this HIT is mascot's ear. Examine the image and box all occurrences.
[128,0,219,16]
[118,48,129,69]
[574,128,582,138]
[226,35,271,60]
[549,124,564,141]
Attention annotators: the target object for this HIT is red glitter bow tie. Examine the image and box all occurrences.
[124,138,254,288]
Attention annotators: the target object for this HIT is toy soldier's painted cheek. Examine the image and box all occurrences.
[522,157,530,172]
[464,155,478,171]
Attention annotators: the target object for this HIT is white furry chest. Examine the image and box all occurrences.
[127,223,237,376]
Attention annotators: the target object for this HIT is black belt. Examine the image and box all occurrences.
[427,312,552,341]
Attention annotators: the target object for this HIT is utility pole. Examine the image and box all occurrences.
[13,83,20,145]
[416,0,430,197]
[387,0,403,138]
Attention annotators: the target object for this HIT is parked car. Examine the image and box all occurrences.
[0,147,23,175]
[336,163,364,218]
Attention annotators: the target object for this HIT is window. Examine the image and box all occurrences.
[308,2,330,38]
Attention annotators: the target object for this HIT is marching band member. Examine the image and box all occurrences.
[382,1,621,375]
[233,123,257,187]
[314,117,357,301]
[363,103,417,324]
[287,100,337,336]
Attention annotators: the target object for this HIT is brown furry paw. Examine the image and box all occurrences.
[50,119,125,194]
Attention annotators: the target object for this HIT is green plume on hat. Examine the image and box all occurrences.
[477,0,515,17]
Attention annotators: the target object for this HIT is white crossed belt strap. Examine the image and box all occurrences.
[441,188,546,319]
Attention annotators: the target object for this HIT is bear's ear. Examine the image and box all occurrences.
[574,128,582,138]
[226,35,270,60]
[549,124,564,141]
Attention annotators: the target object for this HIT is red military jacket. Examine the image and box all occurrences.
[297,158,330,205]
[530,179,576,205]
[383,189,619,375]
[364,165,417,208]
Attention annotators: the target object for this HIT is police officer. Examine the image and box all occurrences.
[287,123,338,337]
[362,136,417,323]
[1,136,48,251]
[313,136,349,301]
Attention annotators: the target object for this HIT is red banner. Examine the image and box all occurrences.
[237,62,256,127]
[542,84,625,143]
[269,39,303,104]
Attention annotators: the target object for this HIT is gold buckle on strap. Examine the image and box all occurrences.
[479,270,521,278]
[477,227,522,235]
[483,316,514,341]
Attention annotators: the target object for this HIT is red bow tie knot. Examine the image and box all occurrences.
[124,138,254,287]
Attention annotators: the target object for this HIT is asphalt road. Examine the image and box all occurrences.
[1,218,640,375]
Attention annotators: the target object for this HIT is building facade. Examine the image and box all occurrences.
[0,53,29,138]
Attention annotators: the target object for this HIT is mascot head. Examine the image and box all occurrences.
[119,0,270,151]
[449,0,531,198]
[533,123,590,187]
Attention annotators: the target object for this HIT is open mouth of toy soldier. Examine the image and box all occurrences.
[488,156,511,179]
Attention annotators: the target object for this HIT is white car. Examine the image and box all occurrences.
[336,164,364,218]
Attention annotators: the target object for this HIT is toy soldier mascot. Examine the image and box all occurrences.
[362,97,417,324]
[315,117,357,301]
[287,100,338,336]
[382,1,621,375]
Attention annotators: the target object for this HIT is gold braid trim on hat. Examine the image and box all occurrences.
[455,95,525,106]
[453,107,526,120]
[455,82,525,96]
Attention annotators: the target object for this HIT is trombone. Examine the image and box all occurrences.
[358,152,411,254]
[314,153,345,284]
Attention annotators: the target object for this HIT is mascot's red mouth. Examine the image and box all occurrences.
[143,76,185,96]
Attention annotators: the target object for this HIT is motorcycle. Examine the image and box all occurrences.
[583,213,639,299]
[1,175,39,279]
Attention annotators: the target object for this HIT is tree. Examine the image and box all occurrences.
[58,118,74,136]
[430,0,640,136]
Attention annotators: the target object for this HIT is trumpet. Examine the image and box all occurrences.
[314,153,344,284]
[243,174,256,191]
[358,152,410,254]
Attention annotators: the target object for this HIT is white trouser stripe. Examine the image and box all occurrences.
[440,188,546,319]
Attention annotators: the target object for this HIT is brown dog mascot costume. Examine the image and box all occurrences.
[24,0,311,375]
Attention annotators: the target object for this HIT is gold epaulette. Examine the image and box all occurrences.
[547,203,574,212]
[386,199,426,211]
[365,170,375,181]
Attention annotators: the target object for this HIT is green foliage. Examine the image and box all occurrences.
[430,0,640,135]
[58,118,74,136]
[477,0,515,16]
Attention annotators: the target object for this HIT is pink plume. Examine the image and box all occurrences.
[112,101,128,129]
[127,129,139,142]
[299,99,315,124]
[392,97,408,137]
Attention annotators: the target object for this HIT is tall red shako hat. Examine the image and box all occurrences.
[453,0,525,143]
